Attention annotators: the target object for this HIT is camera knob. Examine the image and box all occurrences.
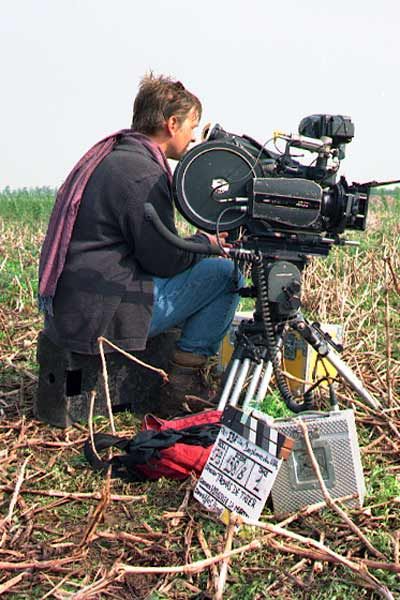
[283,280,301,310]
[290,280,301,294]
[285,296,301,311]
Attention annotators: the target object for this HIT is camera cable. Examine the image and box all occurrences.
[254,254,313,414]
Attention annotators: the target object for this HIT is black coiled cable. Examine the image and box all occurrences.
[254,254,313,414]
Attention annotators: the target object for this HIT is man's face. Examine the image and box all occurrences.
[165,107,199,160]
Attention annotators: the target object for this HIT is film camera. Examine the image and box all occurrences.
[145,114,381,412]
[173,114,370,257]
[170,114,381,413]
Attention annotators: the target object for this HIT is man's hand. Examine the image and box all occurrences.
[196,230,233,249]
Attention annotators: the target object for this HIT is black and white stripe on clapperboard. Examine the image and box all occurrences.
[221,405,293,460]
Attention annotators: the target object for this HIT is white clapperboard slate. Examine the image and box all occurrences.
[194,406,294,522]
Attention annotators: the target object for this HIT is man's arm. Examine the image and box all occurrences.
[123,172,210,277]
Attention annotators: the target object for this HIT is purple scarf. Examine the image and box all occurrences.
[38,130,172,315]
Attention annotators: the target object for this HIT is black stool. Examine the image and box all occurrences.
[34,330,179,427]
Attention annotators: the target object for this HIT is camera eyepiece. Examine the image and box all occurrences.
[202,123,234,142]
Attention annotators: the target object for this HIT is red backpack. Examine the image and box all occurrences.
[84,410,222,481]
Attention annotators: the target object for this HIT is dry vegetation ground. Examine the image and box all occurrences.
[0,190,399,599]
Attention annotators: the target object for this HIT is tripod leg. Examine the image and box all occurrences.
[255,361,273,404]
[323,348,381,410]
[253,336,283,406]
[242,360,264,413]
[218,358,241,411]
[293,319,381,410]
[229,358,252,407]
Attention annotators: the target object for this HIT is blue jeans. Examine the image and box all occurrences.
[148,258,243,356]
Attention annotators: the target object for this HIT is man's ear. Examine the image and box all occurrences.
[165,115,179,137]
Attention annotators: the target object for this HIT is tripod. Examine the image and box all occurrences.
[217,252,381,413]
[142,202,381,414]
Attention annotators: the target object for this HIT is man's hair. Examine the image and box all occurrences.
[131,73,202,134]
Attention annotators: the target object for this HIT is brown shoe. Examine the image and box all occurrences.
[156,358,217,418]
[171,349,208,368]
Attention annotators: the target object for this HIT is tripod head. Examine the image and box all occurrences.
[239,258,304,319]
[230,249,319,413]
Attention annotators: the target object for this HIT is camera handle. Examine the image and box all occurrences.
[144,203,381,413]
[144,203,223,256]
[144,202,255,262]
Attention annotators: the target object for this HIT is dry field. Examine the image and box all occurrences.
[0,188,399,599]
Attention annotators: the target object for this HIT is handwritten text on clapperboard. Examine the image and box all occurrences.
[194,425,282,521]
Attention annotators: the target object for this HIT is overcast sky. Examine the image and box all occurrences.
[2,0,400,189]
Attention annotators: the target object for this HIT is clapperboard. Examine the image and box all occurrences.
[194,406,294,522]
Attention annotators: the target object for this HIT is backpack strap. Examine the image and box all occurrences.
[84,423,220,482]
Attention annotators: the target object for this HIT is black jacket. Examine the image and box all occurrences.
[44,137,208,354]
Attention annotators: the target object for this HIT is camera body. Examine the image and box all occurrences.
[173,115,369,249]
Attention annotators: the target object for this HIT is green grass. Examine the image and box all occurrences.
[0,186,56,223]
[257,390,293,418]
[367,465,400,501]
[0,189,53,311]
